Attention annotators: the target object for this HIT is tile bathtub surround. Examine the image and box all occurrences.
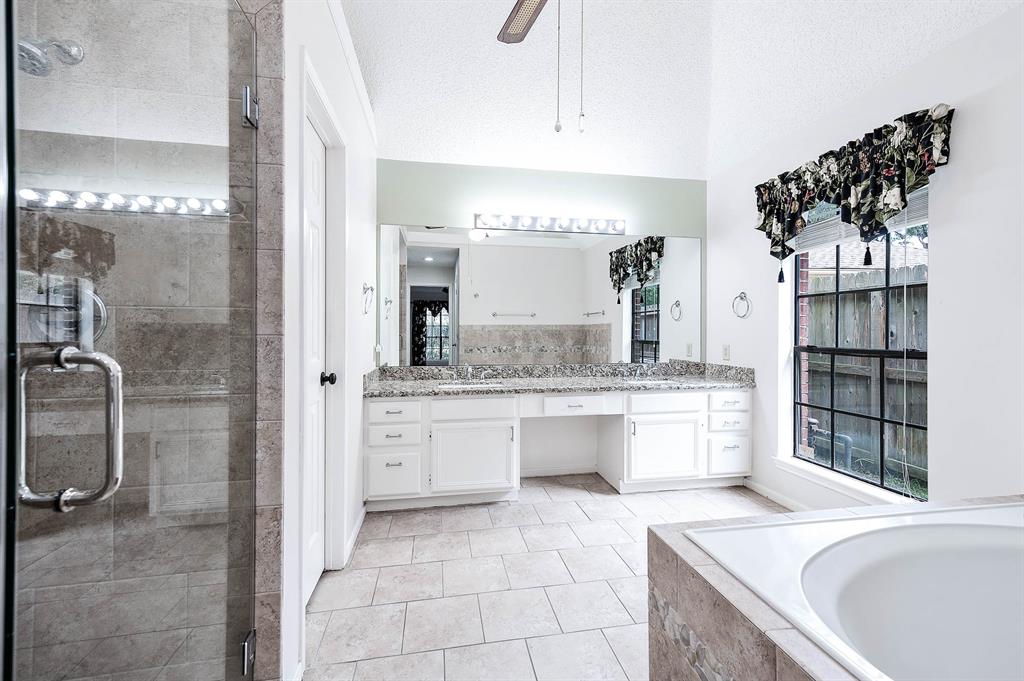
[645,501,1024,681]
[304,479,786,680]
[460,324,611,365]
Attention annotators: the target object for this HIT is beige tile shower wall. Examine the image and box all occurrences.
[253,0,285,679]
[459,324,610,365]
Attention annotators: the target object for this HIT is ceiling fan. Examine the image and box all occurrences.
[497,0,549,43]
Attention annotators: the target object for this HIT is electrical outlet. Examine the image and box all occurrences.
[722,344,731,361]
[686,343,693,357]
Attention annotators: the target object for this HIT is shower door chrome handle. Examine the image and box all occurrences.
[19,346,124,512]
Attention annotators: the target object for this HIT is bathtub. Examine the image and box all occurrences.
[685,503,1024,681]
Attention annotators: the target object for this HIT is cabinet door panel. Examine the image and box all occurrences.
[431,420,516,492]
[628,415,701,481]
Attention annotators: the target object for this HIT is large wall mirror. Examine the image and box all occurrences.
[378,225,702,366]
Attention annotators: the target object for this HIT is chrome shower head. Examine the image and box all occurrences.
[17,37,85,76]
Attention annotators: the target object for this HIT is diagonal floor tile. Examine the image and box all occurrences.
[349,537,414,569]
[468,527,527,556]
[413,532,471,563]
[478,587,561,641]
[578,500,635,521]
[534,502,588,524]
[444,639,537,681]
[559,546,633,583]
[603,624,649,681]
[520,523,582,552]
[527,630,627,681]
[489,504,542,528]
[545,581,633,632]
[316,603,405,664]
[307,568,378,612]
[353,650,444,681]
[607,576,648,623]
[570,520,633,547]
[372,563,442,604]
[442,507,493,532]
[442,556,510,596]
[403,595,483,653]
[389,510,443,537]
[612,542,647,576]
[501,551,573,589]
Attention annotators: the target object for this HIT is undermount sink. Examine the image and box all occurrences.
[436,382,504,390]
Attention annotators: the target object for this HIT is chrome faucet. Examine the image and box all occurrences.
[634,365,643,380]
[478,367,498,380]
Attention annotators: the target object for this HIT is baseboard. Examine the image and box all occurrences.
[343,505,367,566]
[366,490,518,512]
[521,465,597,478]
[743,478,811,512]
[615,476,745,494]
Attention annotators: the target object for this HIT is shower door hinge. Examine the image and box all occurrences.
[242,85,260,128]
[241,629,257,677]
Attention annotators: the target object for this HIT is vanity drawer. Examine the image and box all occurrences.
[709,391,750,412]
[543,395,605,416]
[368,401,422,424]
[367,452,421,497]
[368,423,422,447]
[431,397,516,421]
[708,411,751,432]
[707,436,751,476]
[629,392,705,414]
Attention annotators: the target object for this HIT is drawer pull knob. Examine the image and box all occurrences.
[568,404,584,408]
[385,462,403,468]
[723,400,740,405]
[385,434,403,439]
[723,444,741,450]
[385,410,403,415]
[724,421,738,426]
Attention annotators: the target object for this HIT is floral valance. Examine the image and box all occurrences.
[754,104,953,282]
[609,236,665,303]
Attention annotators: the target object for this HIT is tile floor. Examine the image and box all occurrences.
[304,476,787,681]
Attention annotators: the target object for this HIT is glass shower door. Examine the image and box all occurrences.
[7,1,257,679]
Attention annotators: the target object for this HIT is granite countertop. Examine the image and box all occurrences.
[364,374,755,399]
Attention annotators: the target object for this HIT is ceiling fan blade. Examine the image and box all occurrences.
[497,0,549,44]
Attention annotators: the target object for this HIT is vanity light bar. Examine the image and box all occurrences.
[474,213,625,234]
[16,188,235,217]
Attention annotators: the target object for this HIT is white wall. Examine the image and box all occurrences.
[460,245,586,325]
[378,225,400,365]
[706,9,1024,509]
[282,1,377,677]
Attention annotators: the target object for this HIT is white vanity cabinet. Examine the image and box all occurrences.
[431,420,516,492]
[627,414,702,480]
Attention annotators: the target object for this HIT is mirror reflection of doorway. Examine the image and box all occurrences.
[411,286,451,365]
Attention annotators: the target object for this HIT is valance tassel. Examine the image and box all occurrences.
[863,245,872,266]
[777,266,785,284]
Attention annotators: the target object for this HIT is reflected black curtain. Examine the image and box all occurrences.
[411,300,448,366]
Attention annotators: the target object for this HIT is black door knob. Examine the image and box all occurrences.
[320,372,337,386]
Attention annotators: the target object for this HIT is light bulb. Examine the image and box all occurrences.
[520,216,533,228]
[595,220,606,231]
[128,200,140,211]
[477,215,490,227]
[469,229,486,242]
[554,119,562,133]
[557,218,570,230]
[49,190,70,203]
[211,199,227,211]
[79,191,97,204]
[108,193,125,205]
[613,220,625,232]
[500,215,512,227]
[18,188,39,201]
[137,195,153,207]
[73,199,86,209]
[161,197,177,209]
[202,204,212,215]
[101,200,113,210]
[424,256,434,262]
[540,217,552,228]
[186,197,201,210]
[578,112,585,133]
[177,204,188,214]
[154,203,165,213]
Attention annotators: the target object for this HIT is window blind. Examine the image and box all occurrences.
[786,187,929,253]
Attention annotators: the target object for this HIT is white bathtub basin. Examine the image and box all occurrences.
[686,503,1024,681]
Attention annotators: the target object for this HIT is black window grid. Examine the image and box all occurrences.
[793,235,927,500]
[631,285,659,363]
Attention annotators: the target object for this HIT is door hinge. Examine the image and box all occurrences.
[510,426,515,442]
[241,629,256,677]
[242,85,260,128]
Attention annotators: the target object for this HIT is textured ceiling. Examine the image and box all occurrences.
[340,0,1018,179]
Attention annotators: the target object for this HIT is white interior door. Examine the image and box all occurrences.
[301,116,327,604]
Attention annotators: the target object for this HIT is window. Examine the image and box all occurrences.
[794,226,928,500]
[424,307,450,363]
[631,284,659,363]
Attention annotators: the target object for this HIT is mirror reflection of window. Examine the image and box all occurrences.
[425,308,450,363]
[631,284,660,363]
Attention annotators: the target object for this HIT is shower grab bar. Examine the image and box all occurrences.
[18,346,124,512]
[582,310,605,317]
[491,312,536,318]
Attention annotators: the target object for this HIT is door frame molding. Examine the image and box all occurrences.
[298,51,349,582]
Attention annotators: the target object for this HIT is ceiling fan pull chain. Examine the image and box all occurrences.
[578,0,585,133]
[554,0,562,132]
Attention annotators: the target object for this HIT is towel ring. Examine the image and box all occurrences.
[669,300,682,321]
[732,292,751,319]
[362,284,375,315]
